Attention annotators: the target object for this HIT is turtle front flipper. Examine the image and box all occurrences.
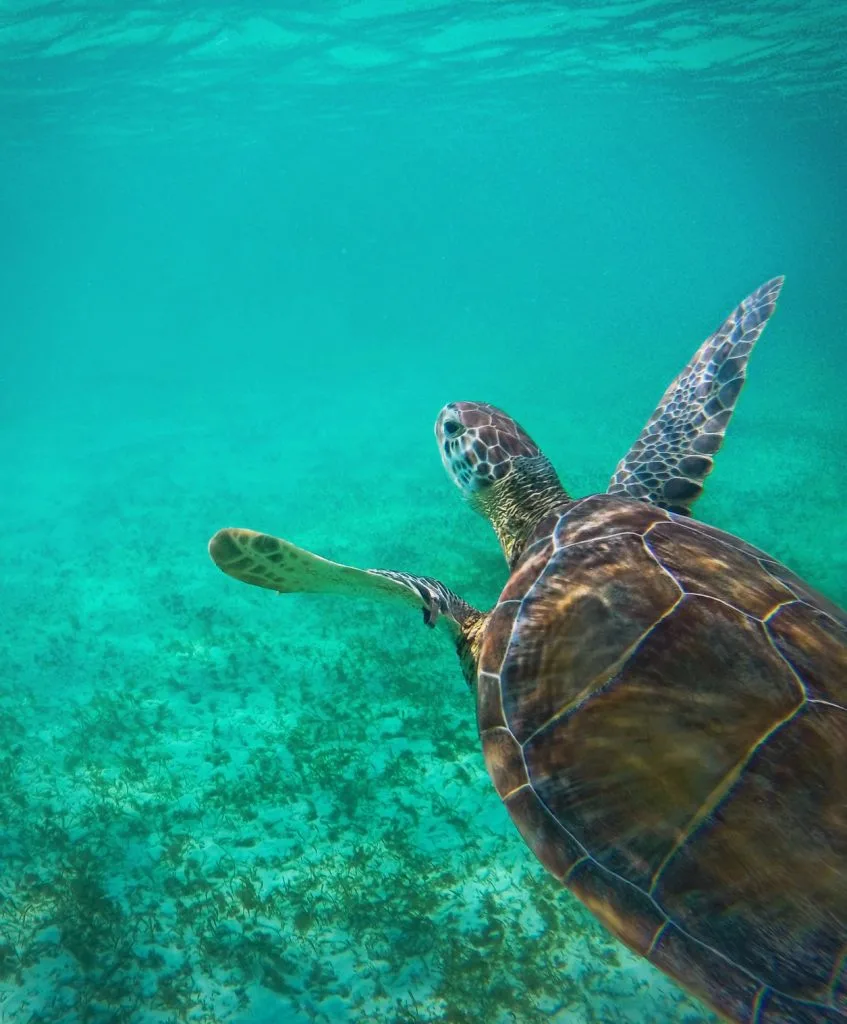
[208,527,479,635]
[608,276,784,515]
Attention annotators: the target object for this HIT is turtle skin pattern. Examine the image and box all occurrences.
[607,276,784,515]
[478,494,847,1024]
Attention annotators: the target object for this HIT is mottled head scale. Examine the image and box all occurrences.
[435,401,542,496]
[435,401,569,566]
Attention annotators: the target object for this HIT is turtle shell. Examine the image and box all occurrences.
[478,494,847,1024]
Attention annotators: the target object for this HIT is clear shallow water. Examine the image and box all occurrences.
[1,3,845,1022]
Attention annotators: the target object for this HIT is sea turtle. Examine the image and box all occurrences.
[208,278,847,1022]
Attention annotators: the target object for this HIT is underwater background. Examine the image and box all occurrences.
[1,2,846,1021]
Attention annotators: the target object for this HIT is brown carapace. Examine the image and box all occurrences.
[474,492,847,1024]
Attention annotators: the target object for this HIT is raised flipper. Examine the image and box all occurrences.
[208,527,474,632]
[607,276,784,515]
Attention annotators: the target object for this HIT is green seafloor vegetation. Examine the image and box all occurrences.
[1,1,846,1022]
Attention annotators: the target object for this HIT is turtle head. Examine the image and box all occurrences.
[436,401,542,494]
[435,402,570,566]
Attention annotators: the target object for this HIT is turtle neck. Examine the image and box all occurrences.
[472,455,572,570]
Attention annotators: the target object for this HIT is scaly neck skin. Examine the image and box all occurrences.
[472,455,572,569]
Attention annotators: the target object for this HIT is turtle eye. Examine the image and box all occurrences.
[443,418,464,438]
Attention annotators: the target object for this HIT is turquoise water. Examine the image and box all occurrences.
[1,3,846,1022]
